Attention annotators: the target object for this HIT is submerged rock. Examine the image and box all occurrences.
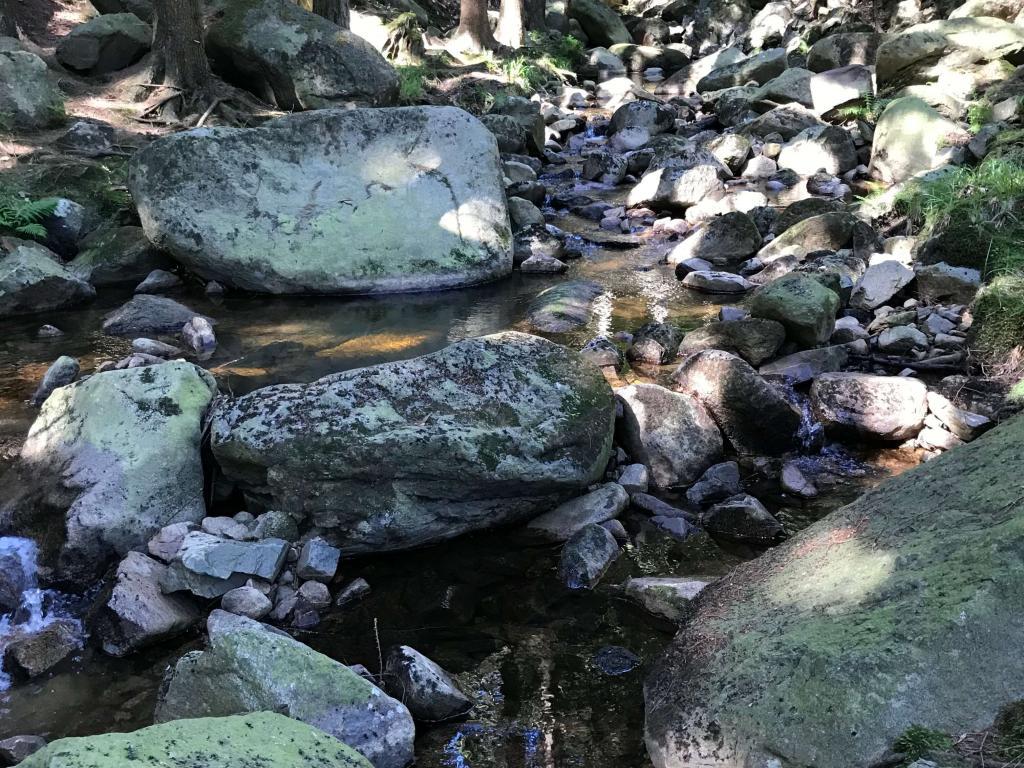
[210,333,615,554]
[130,107,511,295]
[701,493,783,543]
[526,281,604,333]
[156,611,414,768]
[560,523,621,590]
[3,619,80,679]
[383,645,473,722]
[102,295,212,336]
[19,712,373,768]
[645,413,1024,768]
[0,362,217,587]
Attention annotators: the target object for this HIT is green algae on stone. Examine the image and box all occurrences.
[156,611,414,768]
[645,413,1024,768]
[19,712,373,768]
[209,332,615,554]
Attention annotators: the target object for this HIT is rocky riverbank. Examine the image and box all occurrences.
[3,0,1024,763]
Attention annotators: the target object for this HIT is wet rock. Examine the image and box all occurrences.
[672,350,800,456]
[686,461,742,507]
[296,538,340,582]
[759,345,849,384]
[701,494,782,543]
[156,611,414,768]
[592,645,641,675]
[102,295,211,336]
[560,523,620,590]
[617,383,723,489]
[134,268,181,294]
[678,319,785,367]
[220,585,272,619]
[777,125,858,176]
[21,712,374,768]
[131,107,511,294]
[0,734,46,765]
[781,462,817,498]
[161,532,289,598]
[211,334,614,553]
[870,97,963,184]
[667,212,762,268]
[0,362,217,587]
[29,356,79,407]
[382,644,473,722]
[132,338,184,358]
[750,272,840,348]
[623,576,711,622]
[55,13,151,75]
[98,551,201,657]
[811,372,928,441]
[681,270,754,294]
[580,336,623,368]
[582,150,629,185]
[851,260,916,310]
[628,322,682,364]
[0,240,95,318]
[527,281,603,331]
[645,414,1024,768]
[526,483,629,541]
[3,619,79,679]
[335,577,371,608]
[0,40,65,130]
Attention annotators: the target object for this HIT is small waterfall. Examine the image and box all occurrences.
[772,377,824,454]
[0,537,69,692]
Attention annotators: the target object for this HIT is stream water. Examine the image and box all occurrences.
[0,140,919,765]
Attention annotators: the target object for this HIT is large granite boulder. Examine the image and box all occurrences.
[810,372,928,441]
[567,0,632,47]
[156,611,414,768]
[206,0,398,109]
[55,13,151,75]
[0,39,65,130]
[870,97,963,184]
[645,413,1024,768]
[20,712,373,768]
[0,361,217,587]
[0,240,95,318]
[695,48,788,92]
[875,16,1024,87]
[209,333,615,553]
[130,106,512,294]
[616,383,723,489]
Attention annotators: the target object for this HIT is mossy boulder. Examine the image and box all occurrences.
[0,39,65,131]
[870,97,964,184]
[19,712,373,768]
[0,361,217,587]
[129,106,512,294]
[749,272,840,348]
[209,333,616,553]
[206,0,397,109]
[156,611,414,768]
[645,412,1024,768]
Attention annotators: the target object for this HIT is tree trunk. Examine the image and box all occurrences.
[151,0,211,92]
[312,0,350,28]
[453,0,498,52]
[495,0,525,47]
[0,0,17,38]
[525,0,545,34]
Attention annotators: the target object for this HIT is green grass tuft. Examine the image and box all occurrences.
[893,725,953,765]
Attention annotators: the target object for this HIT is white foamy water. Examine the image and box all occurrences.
[0,536,73,692]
